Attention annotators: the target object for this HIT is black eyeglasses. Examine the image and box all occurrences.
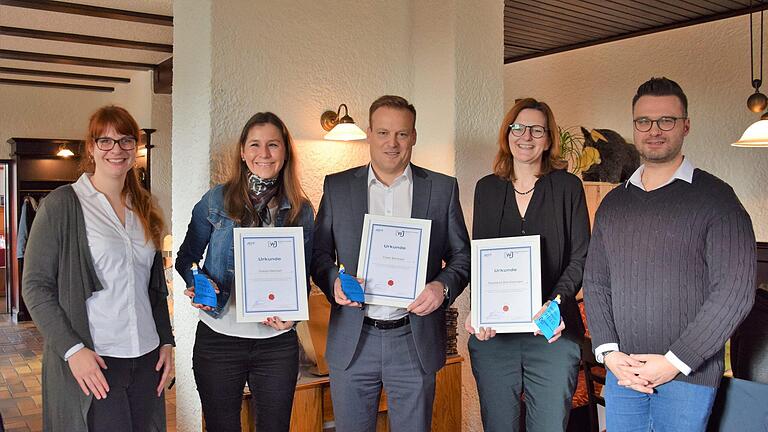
[633,116,686,132]
[509,123,547,139]
[94,136,137,151]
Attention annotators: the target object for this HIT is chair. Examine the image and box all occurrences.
[706,377,768,431]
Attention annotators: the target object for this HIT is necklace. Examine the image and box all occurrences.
[513,185,535,195]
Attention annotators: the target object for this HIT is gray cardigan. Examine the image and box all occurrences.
[21,185,174,432]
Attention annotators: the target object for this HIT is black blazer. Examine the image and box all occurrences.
[473,170,590,339]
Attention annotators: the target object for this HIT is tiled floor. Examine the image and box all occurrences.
[0,314,176,431]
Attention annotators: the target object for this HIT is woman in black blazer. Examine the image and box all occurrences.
[465,98,590,432]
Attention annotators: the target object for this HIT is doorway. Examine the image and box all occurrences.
[0,162,10,314]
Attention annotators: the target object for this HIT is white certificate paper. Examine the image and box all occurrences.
[357,214,432,308]
[233,227,309,322]
[471,236,542,333]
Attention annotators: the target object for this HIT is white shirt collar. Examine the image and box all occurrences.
[626,156,695,191]
[72,173,100,197]
[367,164,413,187]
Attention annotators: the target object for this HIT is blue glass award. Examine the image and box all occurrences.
[192,263,218,308]
[534,295,562,340]
[339,264,365,303]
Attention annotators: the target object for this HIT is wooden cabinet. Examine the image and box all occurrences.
[224,356,464,432]
[582,181,619,230]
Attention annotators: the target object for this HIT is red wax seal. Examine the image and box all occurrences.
[503,305,509,312]
[268,293,275,301]
[387,280,394,286]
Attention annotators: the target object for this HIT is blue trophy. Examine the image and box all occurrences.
[339,264,365,303]
[534,295,562,340]
[191,263,218,308]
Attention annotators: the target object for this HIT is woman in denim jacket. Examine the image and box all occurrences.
[176,112,314,432]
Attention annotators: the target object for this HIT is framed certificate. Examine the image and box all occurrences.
[357,214,432,308]
[233,227,309,322]
[470,235,542,333]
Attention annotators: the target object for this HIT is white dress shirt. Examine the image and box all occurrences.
[68,174,159,358]
[365,165,413,321]
[596,157,694,376]
[199,206,292,339]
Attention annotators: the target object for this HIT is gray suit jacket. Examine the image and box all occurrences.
[311,164,470,374]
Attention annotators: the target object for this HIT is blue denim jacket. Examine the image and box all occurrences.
[176,184,314,317]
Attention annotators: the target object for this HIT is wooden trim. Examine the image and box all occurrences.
[0,0,173,26]
[0,77,113,92]
[506,3,768,63]
[0,26,172,53]
[0,66,130,83]
[0,49,156,70]
[153,56,172,94]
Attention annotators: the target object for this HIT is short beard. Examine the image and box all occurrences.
[639,144,682,164]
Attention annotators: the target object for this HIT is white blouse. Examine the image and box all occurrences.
[69,174,159,358]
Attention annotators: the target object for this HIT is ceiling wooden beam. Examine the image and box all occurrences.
[0,26,173,53]
[0,77,114,92]
[0,0,173,26]
[0,66,130,83]
[0,49,157,70]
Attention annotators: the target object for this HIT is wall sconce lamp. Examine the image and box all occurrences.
[320,104,367,141]
[734,2,768,147]
[56,144,75,157]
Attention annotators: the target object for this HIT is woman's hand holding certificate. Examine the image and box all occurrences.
[470,236,543,334]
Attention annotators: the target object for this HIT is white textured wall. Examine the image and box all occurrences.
[0,70,153,157]
[452,3,504,431]
[209,0,413,208]
[151,93,172,231]
[173,1,502,430]
[411,2,504,431]
[505,15,768,240]
[172,1,212,430]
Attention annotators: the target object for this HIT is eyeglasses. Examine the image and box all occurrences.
[633,116,686,132]
[509,123,547,139]
[94,136,137,151]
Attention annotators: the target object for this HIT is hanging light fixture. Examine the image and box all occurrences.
[734,1,768,147]
[320,104,367,141]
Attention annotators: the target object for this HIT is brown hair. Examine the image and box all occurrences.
[82,106,165,249]
[493,98,566,182]
[368,95,416,129]
[632,77,688,116]
[223,112,311,226]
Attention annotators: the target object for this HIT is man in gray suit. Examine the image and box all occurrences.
[311,95,470,432]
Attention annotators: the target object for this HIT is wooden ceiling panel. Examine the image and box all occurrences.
[505,0,768,63]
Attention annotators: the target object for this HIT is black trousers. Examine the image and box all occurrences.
[193,322,299,432]
[87,347,166,432]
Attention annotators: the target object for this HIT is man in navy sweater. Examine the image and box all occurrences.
[584,77,756,432]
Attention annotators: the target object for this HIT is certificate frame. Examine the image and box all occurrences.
[470,235,542,333]
[233,227,309,322]
[357,214,432,308]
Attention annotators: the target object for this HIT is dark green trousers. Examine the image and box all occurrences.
[469,332,580,432]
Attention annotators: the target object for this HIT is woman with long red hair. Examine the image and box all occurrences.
[23,105,174,431]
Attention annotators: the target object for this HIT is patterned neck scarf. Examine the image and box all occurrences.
[247,173,280,226]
